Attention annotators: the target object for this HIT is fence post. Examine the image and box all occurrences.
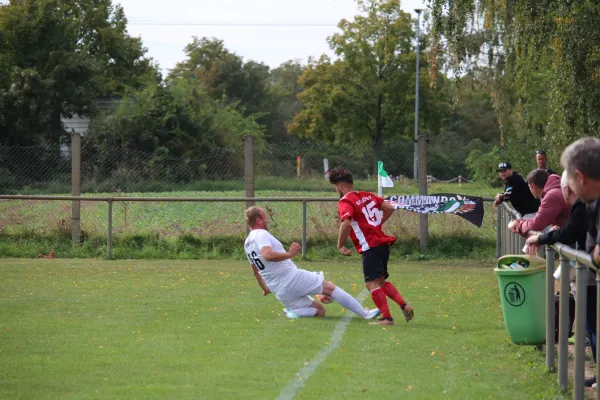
[418,134,428,251]
[302,201,307,259]
[71,133,81,244]
[244,136,255,221]
[558,255,570,388]
[552,254,571,391]
[496,206,502,258]
[107,201,113,259]
[574,262,588,400]
[546,246,556,373]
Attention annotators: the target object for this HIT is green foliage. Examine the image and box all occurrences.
[428,0,600,150]
[169,37,274,127]
[0,231,495,261]
[0,0,157,145]
[289,0,452,174]
[466,146,504,187]
[268,59,306,141]
[87,74,266,162]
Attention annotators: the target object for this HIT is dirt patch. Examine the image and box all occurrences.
[563,343,597,399]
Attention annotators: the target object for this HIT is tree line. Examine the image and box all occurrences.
[5,0,582,183]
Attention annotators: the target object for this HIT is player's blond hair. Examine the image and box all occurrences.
[245,206,264,226]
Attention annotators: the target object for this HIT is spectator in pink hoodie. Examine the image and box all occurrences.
[508,169,570,237]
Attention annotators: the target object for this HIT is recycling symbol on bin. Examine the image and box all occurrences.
[504,282,526,307]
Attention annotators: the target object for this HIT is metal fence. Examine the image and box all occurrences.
[0,134,500,246]
[498,203,599,400]
[0,134,495,195]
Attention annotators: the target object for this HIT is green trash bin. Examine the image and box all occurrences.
[494,255,546,345]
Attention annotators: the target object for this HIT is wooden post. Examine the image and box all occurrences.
[244,136,254,234]
[296,156,302,177]
[71,133,81,244]
[244,136,254,210]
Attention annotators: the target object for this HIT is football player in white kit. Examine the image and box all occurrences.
[244,206,381,320]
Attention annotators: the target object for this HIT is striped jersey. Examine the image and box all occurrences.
[337,191,396,253]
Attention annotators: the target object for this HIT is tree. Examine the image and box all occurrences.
[288,0,447,173]
[168,37,273,125]
[428,0,600,149]
[0,0,157,145]
[267,59,305,141]
[88,76,265,157]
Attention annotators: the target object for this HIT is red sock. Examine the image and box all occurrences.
[371,287,392,319]
[382,281,406,308]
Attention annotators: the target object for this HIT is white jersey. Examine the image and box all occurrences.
[244,229,297,293]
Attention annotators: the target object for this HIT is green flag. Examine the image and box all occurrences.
[378,161,394,187]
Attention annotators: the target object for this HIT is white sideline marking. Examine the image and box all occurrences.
[276,289,369,400]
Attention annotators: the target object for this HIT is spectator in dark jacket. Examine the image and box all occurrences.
[494,162,540,216]
[536,150,558,175]
[508,169,570,237]
[560,137,600,387]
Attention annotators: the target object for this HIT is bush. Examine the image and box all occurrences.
[466,146,504,187]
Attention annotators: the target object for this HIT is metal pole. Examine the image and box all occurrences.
[501,209,506,256]
[107,201,113,259]
[413,9,422,181]
[418,134,428,250]
[71,132,81,244]
[302,201,307,259]
[558,256,570,388]
[496,206,502,258]
[508,217,513,254]
[546,246,556,372]
[574,262,588,400]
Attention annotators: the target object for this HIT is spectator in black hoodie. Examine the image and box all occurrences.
[493,162,540,217]
[560,137,600,388]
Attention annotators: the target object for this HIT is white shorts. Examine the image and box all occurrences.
[275,269,324,311]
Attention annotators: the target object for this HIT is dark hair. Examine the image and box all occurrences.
[536,150,547,156]
[329,168,353,184]
[527,169,550,188]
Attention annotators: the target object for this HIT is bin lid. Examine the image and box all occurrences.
[494,265,546,275]
[497,254,546,269]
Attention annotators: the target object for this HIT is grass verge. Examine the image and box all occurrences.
[0,233,496,261]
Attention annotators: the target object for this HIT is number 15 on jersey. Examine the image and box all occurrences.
[361,201,382,227]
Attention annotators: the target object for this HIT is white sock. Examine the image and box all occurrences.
[293,307,318,317]
[330,287,367,317]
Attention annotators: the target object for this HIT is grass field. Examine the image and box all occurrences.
[0,258,568,399]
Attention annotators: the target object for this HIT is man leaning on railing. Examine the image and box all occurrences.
[524,171,586,256]
[560,137,600,389]
[507,169,570,238]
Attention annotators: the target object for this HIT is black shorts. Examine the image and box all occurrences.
[361,245,390,282]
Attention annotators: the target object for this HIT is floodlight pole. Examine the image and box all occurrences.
[413,9,423,182]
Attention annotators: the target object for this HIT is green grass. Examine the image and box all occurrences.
[0,233,496,261]
[4,176,500,196]
[0,258,567,399]
[0,187,499,259]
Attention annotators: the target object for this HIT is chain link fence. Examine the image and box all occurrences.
[0,135,498,249]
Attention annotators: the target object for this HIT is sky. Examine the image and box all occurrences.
[115,0,427,73]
